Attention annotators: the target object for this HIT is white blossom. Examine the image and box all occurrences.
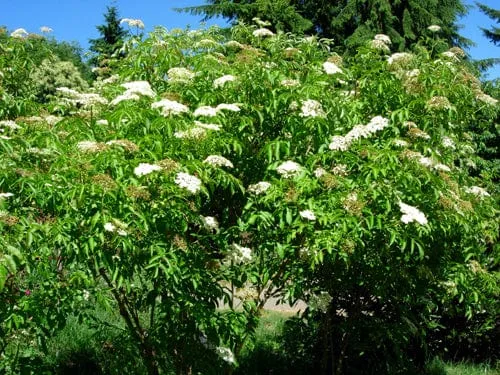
[428,25,441,32]
[193,106,218,117]
[433,163,451,172]
[299,210,316,221]
[276,161,302,178]
[398,202,428,225]
[225,40,244,49]
[110,91,141,105]
[104,221,127,236]
[442,136,455,149]
[323,61,343,75]
[120,18,145,29]
[229,243,252,263]
[10,28,29,38]
[366,116,390,132]
[0,120,21,130]
[329,135,350,151]
[0,192,14,199]
[194,121,221,131]
[201,216,219,232]
[247,181,271,195]
[121,81,155,97]
[216,103,241,112]
[216,347,235,364]
[151,99,189,116]
[134,163,162,176]
[314,167,327,178]
[300,99,326,118]
[280,79,300,87]
[167,67,195,83]
[213,75,236,88]
[174,127,207,140]
[370,39,390,52]
[96,119,109,126]
[175,172,202,194]
[464,186,490,198]
[40,26,53,33]
[252,28,274,37]
[387,52,413,65]
[203,155,234,168]
[77,141,105,153]
[393,139,409,147]
[374,34,391,44]
[476,92,498,106]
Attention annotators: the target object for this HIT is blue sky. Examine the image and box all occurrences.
[1,0,499,79]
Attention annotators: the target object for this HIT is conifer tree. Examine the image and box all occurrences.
[179,0,470,52]
[88,6,128,66]
[477,2,500,45]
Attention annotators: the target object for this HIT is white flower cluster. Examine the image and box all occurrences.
[40,26,53,33]
[0,120,21,132]
[10,28,29,38]
[134,163,162,176]
[193,103,241,117]
[57,87,108,107]
[323,61,342,75]
[441,136,455,149]
[225,40,244,49]
[104,221,128,236]
[374,34,391,45]
[201,216,219,232]
[393,139,409,147]
[151,99,189,116]
[203,155,234,168]
[216,347,235,364]
[110,91,141,105]
[193,121,221,131]
[174,127,207,140]
[120,18,145,29]
[464,186,490,198]
[77,141,106,153]
[387,52,414,66]
[213,75,236,88]
[175,172,202,194]
[253,28,275,37]
[427,25,441,32]
[167,67,195,83]
[329,116,389,151]
[370,39,390,53]
[299,209,316,221]
[247,181,271,195]
[276,160,302,178]
[96,119,109,126]
[0,192,14,199]
[314,167,327,178]
[280,79,300,87]
[476,92,498,106]
[121,81,155,97]
[398,202,428,225]
[195,38,217,48]
[299,99,326,118]
[229,243,252,263]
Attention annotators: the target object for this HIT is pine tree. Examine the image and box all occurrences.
[179,0,470,52]
[88,6,128,66]
[477,2,500,45]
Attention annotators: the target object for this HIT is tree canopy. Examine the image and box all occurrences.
[477,2,500,45]
[179,0,471,52]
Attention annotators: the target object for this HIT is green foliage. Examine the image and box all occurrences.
[477,2,500,45]
[180,0,472,52]
[1,21,499,375]
[88,6,129,67]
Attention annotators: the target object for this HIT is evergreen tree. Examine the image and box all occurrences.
[477,2,500,45]
[179,0,470,51]
[88,6,128,66]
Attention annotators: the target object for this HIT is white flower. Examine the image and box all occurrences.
[300,99,326,118]
[40,26,53,33]
[387,52,413,65]
[104,222,116,232]
[10,28,29,38]
[167,67,195,83]
[96,119,109,126]
[203,155,234,168]
[441,136,455,149]
[252,17,271,27]
[393,139,409,147]
[82,290,90,301]
[0,192,14,199]
[280,79,300,87]
[253,28,274,37]
[134,163,162,176]
[441,51,459,61]
[323,61,343,75]
[0,120,21,130]
[110,92,140,106]
[464,186,490,197]
[345,125,371,142]
[314,167,327,178]
[213,75,236,88]
[247,181,271,195]
[366,116,389,132]
[299,210,316,221]
[276,161,302,178]
[398,202,428,225]
[120,18,145,29]
[216,347,235,364]
[229,243,252,263]
[121,81,155,97]
[174,127,207,140]
[428,25,441,32]
[418,157,433,168]
[374,34,391,44]
[175,172,202,194]
[193,106,218,117]
[433,163,451,172]
[225,40,244,49]
[104,221,128,236]
[77,141,105,153]
[329,135,350,151]
[151,99,189,116]
[193,121,221,131]
[216,103,240,112]
[201,216,219,232]
[476,92,498,106]
[370,39,390,52]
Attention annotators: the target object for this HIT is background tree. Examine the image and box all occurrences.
[179,0,471,52]
[88,5,128,67]
[477,2,500,45]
